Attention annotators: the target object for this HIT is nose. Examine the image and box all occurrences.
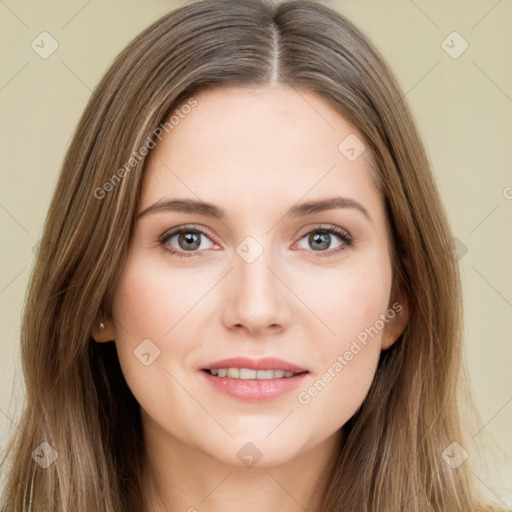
[221,245,292,335]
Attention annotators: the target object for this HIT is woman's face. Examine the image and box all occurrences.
[109,84,408,468]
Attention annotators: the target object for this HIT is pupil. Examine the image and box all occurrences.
[310,232,330,250]
[179,232,200,250]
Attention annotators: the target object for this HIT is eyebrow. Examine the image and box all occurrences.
[136,196,372,223]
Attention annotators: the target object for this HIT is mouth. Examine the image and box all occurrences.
[202,368,308,379]
[200,357,310,402]
[199,357,310,401]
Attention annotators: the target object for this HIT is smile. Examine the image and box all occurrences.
[205,368,302,379]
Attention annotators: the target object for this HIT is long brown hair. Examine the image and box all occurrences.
[1,0,502,510]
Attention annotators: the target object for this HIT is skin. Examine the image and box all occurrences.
[93,84,409,512]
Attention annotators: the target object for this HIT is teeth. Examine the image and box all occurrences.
[241,368,257,379]
[208,368,298,379]
[227,368,239,378]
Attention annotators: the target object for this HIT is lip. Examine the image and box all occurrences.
[200,357,308,373]
[200,370,308,402]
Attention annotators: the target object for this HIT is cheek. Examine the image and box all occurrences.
[109,257,196,422]
[294,264,391,418]
[110,255,217,403]
[313,263,392,346]
[111,255,210,342]
[109,256,179,385]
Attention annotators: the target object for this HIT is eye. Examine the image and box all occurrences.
[158,225,218,258]
[294,225,353,256]
[158,224,353,259]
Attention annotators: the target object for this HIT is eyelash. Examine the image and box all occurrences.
[157,224,353,259]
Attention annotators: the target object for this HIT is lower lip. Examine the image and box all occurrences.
[200,370,308,401]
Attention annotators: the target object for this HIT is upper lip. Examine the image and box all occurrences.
[201,357,308,373]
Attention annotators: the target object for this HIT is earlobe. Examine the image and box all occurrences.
[381,333,397,351]
[382,292,410,350]
[91,317,116,342]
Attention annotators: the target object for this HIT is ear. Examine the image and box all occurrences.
[91,314,116,342]
[381,254,412,350]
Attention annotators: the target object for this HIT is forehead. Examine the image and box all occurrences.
[140,85,382,219]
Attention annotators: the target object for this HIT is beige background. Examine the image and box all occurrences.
[1,0,511,506]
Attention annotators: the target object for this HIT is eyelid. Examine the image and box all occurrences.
[295,223,352,241]
[157,224,217,244]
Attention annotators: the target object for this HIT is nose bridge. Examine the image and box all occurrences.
[222,235,290,332]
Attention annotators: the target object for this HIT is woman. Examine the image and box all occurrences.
[0,0,503,511]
